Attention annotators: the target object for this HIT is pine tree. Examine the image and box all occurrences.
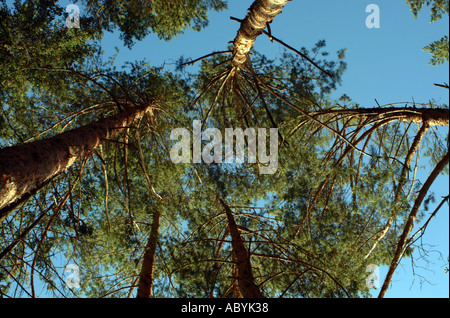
[0,0,448,299]
[406,0,449,65]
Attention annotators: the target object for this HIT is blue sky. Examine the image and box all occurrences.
[94,1,449,298]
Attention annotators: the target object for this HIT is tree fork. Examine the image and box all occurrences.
[0,105,153,222]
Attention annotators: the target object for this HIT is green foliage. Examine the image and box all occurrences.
[406,0,449,22]
[81,0,227,47]
[406,0,449,65]
[0,0,102,147]
[423,36,449,65]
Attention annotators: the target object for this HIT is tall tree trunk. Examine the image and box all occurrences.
[218,198,264,298]
[136,210,161,298]
[0,106,153,222]
[232,0,290,69]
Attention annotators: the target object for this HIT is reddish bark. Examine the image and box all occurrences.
[136,210,161,298]
[218,198,264,298]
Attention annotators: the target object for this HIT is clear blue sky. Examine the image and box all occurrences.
[96,0,449,298]
[56,0,448,298]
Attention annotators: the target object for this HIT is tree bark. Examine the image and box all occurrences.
[312,107,449,127]
[218,198,264,298]
[231,0,290,69]
[136,210,161,298]
[0,106,153,222]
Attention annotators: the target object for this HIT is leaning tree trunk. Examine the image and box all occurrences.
[0,105,153,222]
[136,210,161,298]
[231,0,290,69]
[311,107,449,127]
[378,150,450,298]
[218,198,264,298]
